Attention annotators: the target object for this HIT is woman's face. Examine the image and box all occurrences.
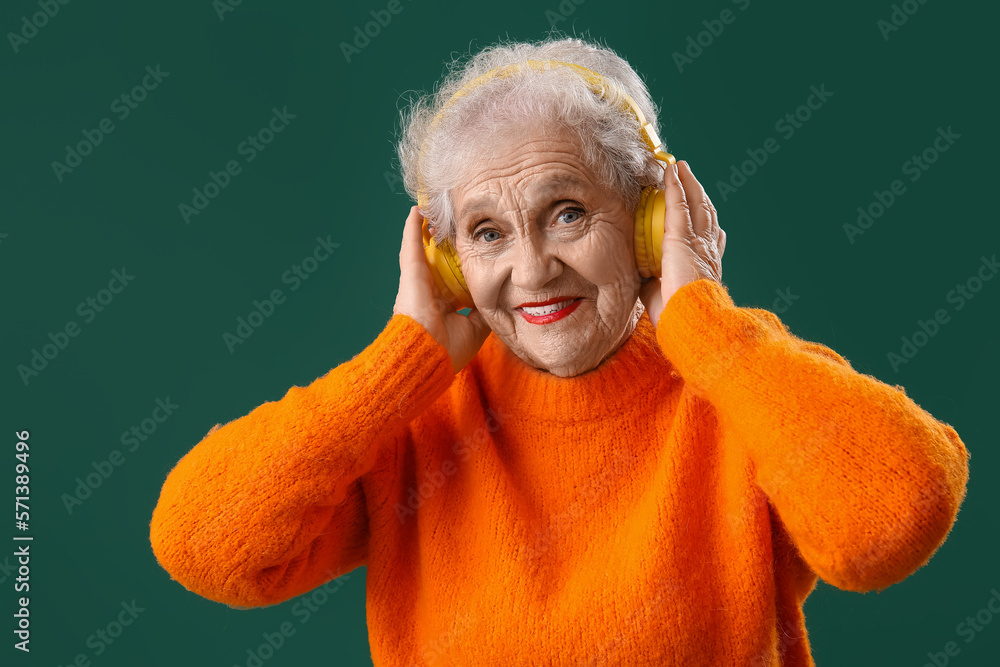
[451,123,644,377]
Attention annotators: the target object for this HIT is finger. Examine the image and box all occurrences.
[639,275,661,307]
[408,207,463,317]
[638,276,663,325]
[662,161,695,240]
[400,206,431,275]
[678,162,725,261]
[396,206,439,317]
[676,161,713,239]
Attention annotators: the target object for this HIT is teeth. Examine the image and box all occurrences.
[521,299,575,316]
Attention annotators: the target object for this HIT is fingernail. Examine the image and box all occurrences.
[671,163,678,175]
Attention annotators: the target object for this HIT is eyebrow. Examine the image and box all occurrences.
[458,173,590,230]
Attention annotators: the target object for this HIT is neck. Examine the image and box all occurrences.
[470,307,677,423]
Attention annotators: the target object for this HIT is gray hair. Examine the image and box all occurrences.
[394,35,670,245]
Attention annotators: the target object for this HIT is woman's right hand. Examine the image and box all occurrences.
[393,205,492,374]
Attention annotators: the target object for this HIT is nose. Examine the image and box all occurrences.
[510,226,563,293]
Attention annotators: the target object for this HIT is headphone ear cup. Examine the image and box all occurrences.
[435,240,475,310]
[421,217,475,311]
[634,186,666,278]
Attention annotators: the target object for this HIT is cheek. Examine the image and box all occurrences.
[460,256,504,305]
[570,227,635,284]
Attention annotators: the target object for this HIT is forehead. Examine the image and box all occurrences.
[453,130,599,216]
[460,170,590,209]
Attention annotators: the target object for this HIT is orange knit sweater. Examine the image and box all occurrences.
[149,278,970,666]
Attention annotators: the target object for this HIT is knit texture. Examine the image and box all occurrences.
[149,278,970,666]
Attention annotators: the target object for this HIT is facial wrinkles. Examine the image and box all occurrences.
[461,156,600,334]
[452,130,641,376]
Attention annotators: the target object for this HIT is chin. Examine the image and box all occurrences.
[514,344,604,378]
[545,362,595,378]
[491,300,640,376]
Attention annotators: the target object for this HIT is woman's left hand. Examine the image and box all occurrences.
[639,160,726,327]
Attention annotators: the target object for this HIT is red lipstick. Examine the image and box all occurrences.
[515,297,583,324]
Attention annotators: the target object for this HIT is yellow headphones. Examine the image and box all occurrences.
[417,59,675,311]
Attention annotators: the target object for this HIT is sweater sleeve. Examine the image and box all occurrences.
[654,278,971,593]
[149,313,454,608]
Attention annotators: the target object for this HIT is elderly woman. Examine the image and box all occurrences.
[150,37,970,666]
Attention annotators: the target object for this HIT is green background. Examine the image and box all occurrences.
[2,0,997,664]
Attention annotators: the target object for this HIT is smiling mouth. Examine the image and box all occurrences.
[515,297,584,324]
[516,298,581,316]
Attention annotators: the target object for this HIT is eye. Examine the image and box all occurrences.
[557,208,584,225]
[472,222,500,243]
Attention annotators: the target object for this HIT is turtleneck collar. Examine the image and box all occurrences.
[469,309,679,423]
